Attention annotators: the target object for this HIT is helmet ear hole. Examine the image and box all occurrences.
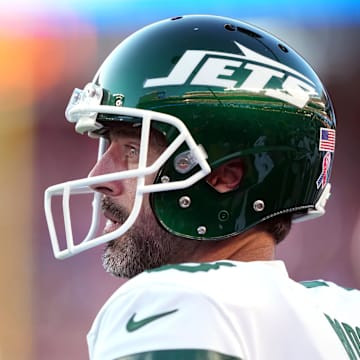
[206,159,244,194]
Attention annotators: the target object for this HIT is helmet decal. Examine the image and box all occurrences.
[144,42,317,108]
[316,152,332,190]
[319,128,336,153]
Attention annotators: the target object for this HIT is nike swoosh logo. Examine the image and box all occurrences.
[126,309,178,332]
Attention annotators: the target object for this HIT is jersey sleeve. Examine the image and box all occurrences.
[87,279,246,360]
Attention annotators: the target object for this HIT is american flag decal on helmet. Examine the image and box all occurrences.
[319,128,336,152]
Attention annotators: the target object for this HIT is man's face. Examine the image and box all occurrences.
[88,123,200,278]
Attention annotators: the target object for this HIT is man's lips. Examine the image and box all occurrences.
[103,210,122,234]
[104,219,120,234]
[101,197,129,234]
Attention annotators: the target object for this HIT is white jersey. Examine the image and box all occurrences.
[87,260,360,359]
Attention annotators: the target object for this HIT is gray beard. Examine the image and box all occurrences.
[101,197,200,278]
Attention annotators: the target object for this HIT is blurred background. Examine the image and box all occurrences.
[0,0,359,358]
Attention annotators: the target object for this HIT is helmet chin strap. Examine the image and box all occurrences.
[293,183,331,223]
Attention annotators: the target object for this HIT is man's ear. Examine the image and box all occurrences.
[206,159,244,193]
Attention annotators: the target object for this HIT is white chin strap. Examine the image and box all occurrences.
[44,103,210,259]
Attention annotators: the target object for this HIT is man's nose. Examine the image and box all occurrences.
[88,145,125,196]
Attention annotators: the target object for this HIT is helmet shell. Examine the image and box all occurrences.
[94,15,336,239]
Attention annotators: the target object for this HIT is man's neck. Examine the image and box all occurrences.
[186,229,276,263]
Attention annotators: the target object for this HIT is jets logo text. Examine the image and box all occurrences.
[144,42,318,108]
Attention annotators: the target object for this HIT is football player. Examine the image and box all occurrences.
[45,15,359,359]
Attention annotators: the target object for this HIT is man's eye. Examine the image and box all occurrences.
[125,145,139,159]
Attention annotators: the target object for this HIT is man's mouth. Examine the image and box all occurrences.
[103,211,122,234]
[104,218,120,234]
[101,197,129,234]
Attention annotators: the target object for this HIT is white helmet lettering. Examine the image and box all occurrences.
[144,42,317,109]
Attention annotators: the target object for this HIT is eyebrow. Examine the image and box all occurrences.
[98,123,167,148]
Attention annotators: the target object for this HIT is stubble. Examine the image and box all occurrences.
[101,196,200,278]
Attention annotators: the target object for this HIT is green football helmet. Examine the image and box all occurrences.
[45,15,336,259]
